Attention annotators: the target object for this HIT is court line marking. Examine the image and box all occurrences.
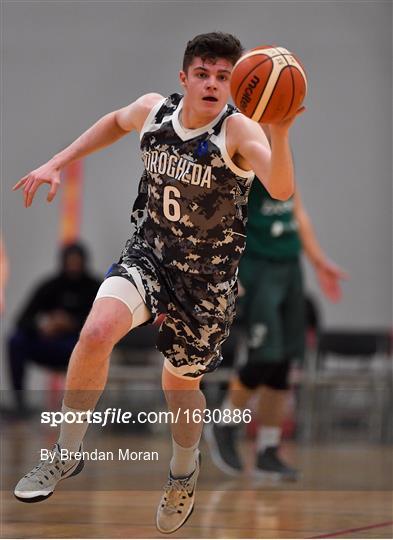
[310,520,393,538]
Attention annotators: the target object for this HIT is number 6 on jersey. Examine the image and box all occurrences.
[163,185,181,222]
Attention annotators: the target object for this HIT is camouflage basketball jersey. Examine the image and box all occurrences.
[131,93,254,279]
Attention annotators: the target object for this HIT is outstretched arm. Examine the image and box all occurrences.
[294,190,348,302]
[13,93,163,207]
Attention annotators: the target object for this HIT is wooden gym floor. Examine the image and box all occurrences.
[1,418,392,539]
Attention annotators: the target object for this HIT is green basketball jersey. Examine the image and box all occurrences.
[245,179,301,260]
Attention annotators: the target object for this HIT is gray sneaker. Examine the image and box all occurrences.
[255,446,299,481]
[204,422,242,476]
[14,443,84,502]
[156,451,200,534]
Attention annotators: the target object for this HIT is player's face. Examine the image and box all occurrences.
[180,57,232,116]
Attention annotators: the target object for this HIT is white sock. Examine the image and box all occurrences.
[257,426,281,453]
[57,402,91,454]
[170,437,199,478]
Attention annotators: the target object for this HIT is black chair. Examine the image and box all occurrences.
[308,328,392,442]
[317,330,391,366]
[108,323,161,384]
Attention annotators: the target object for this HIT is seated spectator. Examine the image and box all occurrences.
[7,243,101,413]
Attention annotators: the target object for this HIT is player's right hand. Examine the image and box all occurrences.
[268,106,306,134]
[12,162,61,208]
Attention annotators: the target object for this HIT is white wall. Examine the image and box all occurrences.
[2,1,392,349]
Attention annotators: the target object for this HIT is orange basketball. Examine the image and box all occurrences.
[230,46,307,124]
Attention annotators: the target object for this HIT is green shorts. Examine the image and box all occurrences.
[238,254,305,364]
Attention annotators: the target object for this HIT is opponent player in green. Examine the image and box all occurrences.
[13,33,303,532]
[206,144,347,478]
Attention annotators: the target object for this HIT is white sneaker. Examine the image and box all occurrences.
[156,451,201,534]
[14,443,84,502]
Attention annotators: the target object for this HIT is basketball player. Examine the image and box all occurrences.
[13,33,303,533]
[206,153,347,479]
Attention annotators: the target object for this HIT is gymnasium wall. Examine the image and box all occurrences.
[2,1,392,353]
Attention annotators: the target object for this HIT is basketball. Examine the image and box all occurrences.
[230,46,307,124]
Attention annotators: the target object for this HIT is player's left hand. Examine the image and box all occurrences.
[315,259,349,303]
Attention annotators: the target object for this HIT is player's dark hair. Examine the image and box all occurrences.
[183,32,244,72]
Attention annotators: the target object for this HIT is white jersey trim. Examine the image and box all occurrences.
[210,115,255,180]
[172,98,228,142]
[139,97,167,140]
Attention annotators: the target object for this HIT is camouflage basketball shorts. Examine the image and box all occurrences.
[105,236,238,378]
